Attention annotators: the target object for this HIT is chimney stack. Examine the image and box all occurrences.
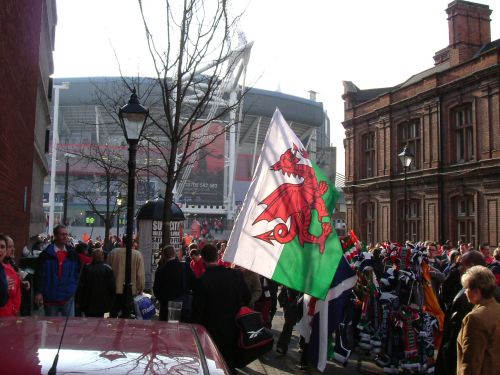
[437,1,492,66]
[308,90,317,101]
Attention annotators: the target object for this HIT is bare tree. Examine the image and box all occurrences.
[136,0,251,245]
[59,142,128,250]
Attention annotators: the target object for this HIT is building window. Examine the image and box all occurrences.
[362,201,375,245]
[399,120,420,170]
[407,200,420,243]
[362,132,375,178]
[453,196,475,245]
[452,105,473,163]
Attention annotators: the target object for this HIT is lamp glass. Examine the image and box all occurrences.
[399,154,413,168]
[121,112,147,141]
[398,147,414,168]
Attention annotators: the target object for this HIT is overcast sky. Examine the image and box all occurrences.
[53,0,499,174]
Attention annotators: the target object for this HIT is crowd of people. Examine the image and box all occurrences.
[331,236,500,375]
[0,225,276,374]
[1,225,499,375]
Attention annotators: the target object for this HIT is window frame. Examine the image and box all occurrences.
[452,105,474,163]
[398,120,421,171]
[362,132,376,178]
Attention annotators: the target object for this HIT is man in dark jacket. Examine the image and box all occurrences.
[76,249,115,317]
[153,245,196,321]
[192,244,250,373]
[34,225,80,317]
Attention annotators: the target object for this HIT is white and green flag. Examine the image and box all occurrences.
[224,109,342,299]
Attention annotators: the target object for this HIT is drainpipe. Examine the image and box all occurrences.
[438,97,445,244]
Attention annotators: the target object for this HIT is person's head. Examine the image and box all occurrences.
[459,242,469,254]
[448,249,460,264]
[426,241,438,258]
[5,235,14,258]
[53,225,69,247]
[459,250,486,274]
[479,243,491,258]
[461,265,497,304]
[200,243,218,264]
[494,248,500,262]
[94,241,102,249]
[75,243,87,255]
[189,243,198,251]
[92,248,105,263]
[161,245,176,260]
[0,234,7,263]
[189,248,201,261]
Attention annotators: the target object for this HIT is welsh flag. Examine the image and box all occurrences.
[223,109,342,299]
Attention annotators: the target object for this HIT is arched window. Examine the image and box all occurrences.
[452,105,474,163]
[399,120,420,171]
[407,199,421,243]
[362,132,375,178]
[398,198,421,242]
[452,195,476,245]
[361,201,375,245]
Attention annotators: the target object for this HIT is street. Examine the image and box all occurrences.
[240,309,382,375]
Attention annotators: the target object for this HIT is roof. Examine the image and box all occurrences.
[398,61,451,88]
[54,77,325,127]
[53,76,328,150]
[344,38,499,106]
[243,87,325,127]
[473,38,500,57]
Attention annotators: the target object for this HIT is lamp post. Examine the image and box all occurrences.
[118,88,149,318]
[398,144,415,242]
[62,153,75,226]
[48,82,70,235]
[116,192,123,241]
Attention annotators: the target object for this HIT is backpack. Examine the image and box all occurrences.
[234,306,274,367]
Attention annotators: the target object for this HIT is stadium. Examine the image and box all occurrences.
[45,76,336,239]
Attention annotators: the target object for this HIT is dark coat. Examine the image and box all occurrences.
[435,289,472,375]
[441,265,462,311]
[192,265,250,369]
[76,261,115,316]
[153,258,197,321]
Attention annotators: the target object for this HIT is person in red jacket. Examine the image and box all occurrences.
[189,249,206,277]
[0,234,21,317]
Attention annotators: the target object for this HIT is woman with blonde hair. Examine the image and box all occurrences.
[0,234,21,317]
[457,265,500,375]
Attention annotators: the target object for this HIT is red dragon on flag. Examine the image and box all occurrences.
[252,144,332,253]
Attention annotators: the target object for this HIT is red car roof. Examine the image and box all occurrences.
[0,317,230,375]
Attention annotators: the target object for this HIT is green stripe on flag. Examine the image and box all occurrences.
[271,163,343,299]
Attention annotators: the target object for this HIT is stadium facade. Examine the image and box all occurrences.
[44,77,336,238]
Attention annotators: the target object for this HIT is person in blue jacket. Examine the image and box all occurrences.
[0,263,7,307]
[34,225,80,316]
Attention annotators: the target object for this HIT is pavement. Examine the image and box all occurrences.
[238,309,383,375]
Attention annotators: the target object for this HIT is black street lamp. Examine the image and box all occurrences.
[118,88,149,318]
[116,192,123,241]
[398,144,414,242]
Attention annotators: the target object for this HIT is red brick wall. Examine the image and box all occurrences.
[0,1,43,246]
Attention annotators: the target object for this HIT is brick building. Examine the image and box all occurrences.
[342,1,499,247]
[0,1,56,251]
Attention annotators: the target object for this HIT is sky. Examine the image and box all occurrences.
[53,0,499,174]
